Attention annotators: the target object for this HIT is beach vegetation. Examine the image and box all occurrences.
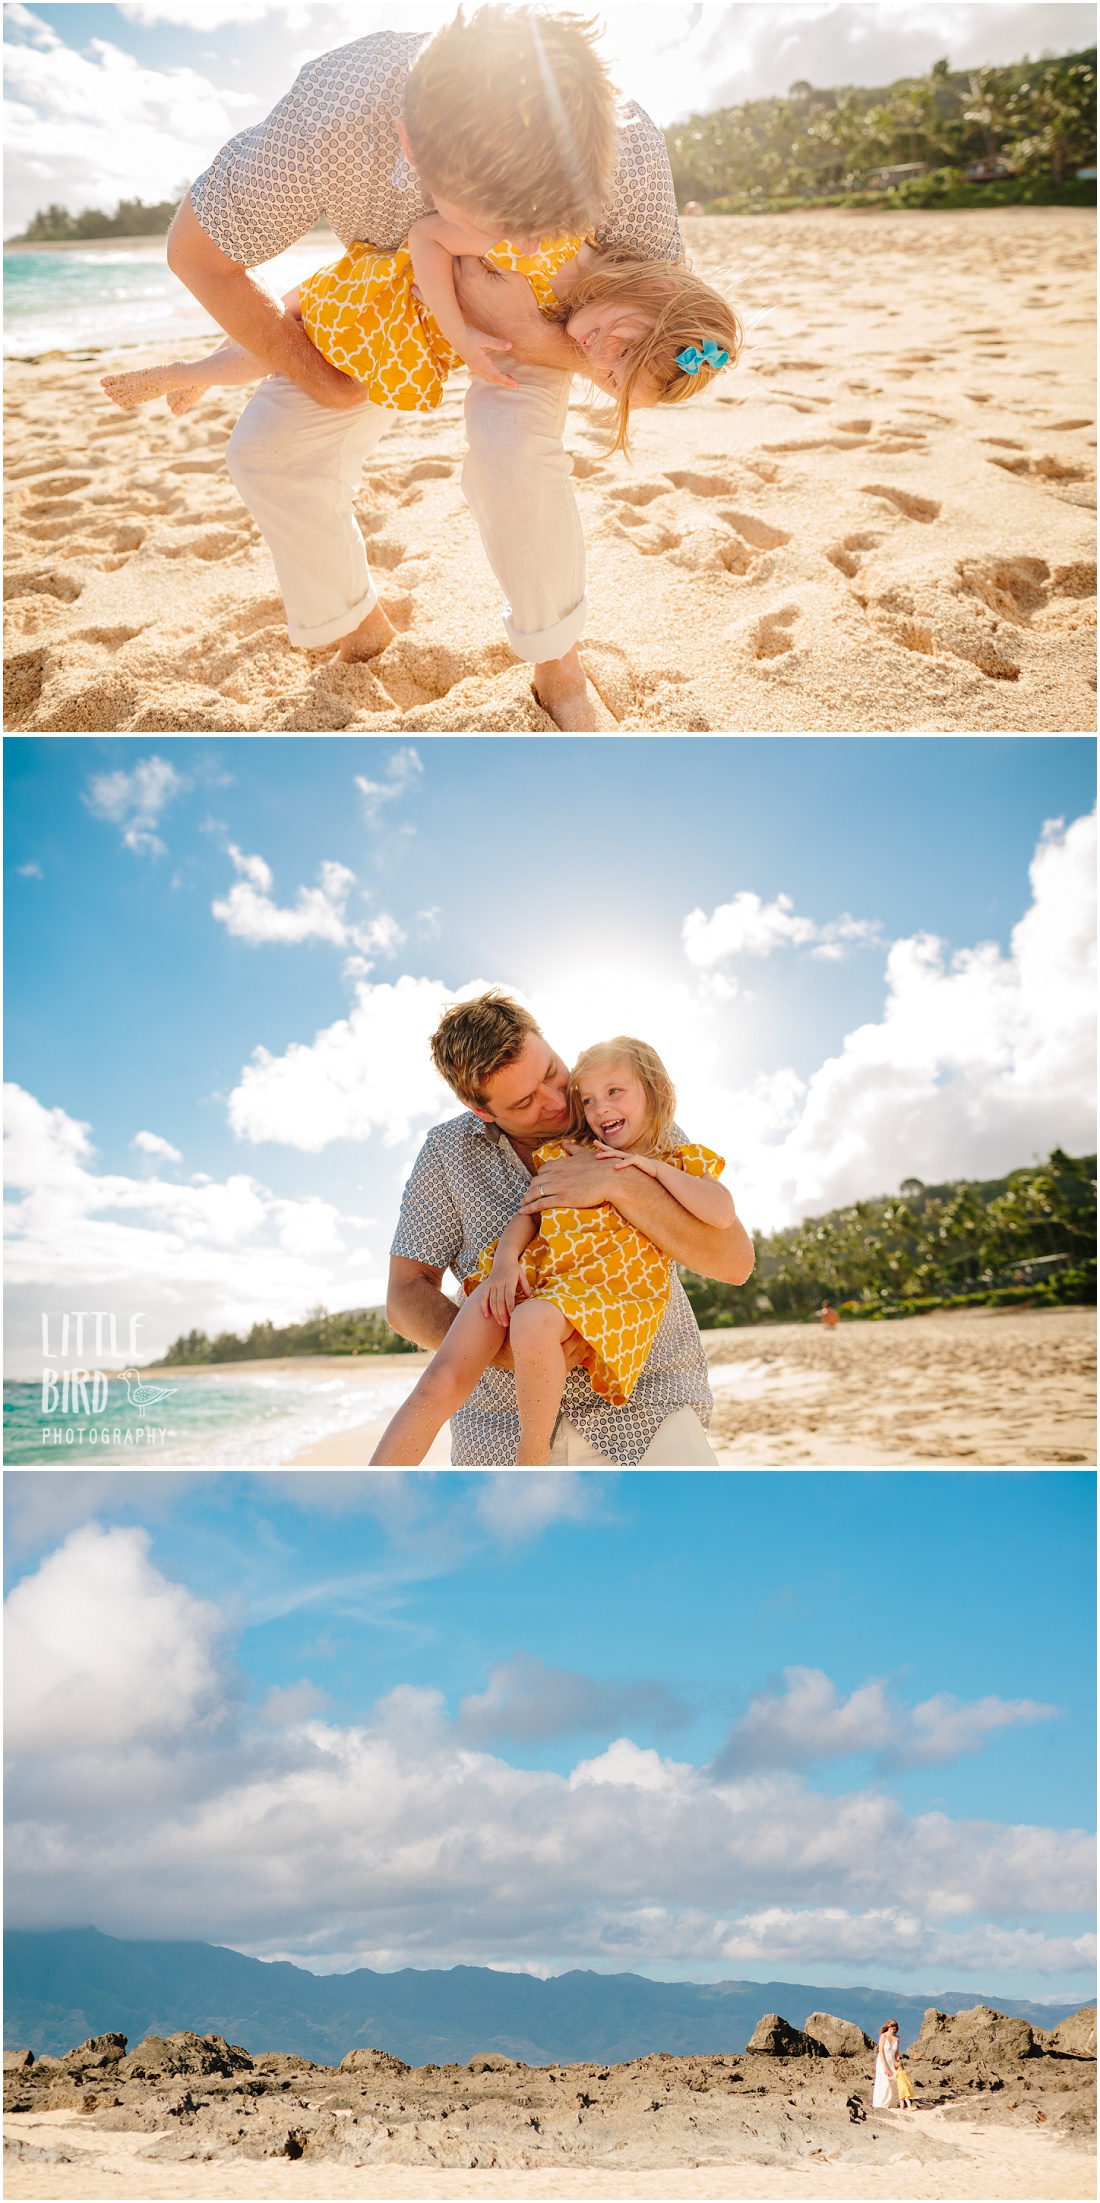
[10,193,189,244]
[159,1304,419,1365]
[681,1149,1097,1327]
[666,48,1097,214]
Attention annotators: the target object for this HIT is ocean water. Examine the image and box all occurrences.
[3,1366,422,1465]
[3,239,341,357]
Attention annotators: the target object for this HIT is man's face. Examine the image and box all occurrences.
[472,1035,570,1144]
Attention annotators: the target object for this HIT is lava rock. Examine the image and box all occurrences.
[339,2047,410,2076]
[1043,2006,1097,2060]
[119,2031,253,2080]
[745,2014,829,2057]
[804,2013,874,2056]
[914,2005,1036,2064]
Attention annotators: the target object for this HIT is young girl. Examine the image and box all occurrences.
[101,226,741,456]
[369,1036,733,1467]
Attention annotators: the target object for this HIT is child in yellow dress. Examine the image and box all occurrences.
[101,219,741,455]
[370,1036,733,1467]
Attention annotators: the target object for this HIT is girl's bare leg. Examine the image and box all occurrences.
[509,1298,573,1465]
[369,1285,507,1465]
[102,337,267,417]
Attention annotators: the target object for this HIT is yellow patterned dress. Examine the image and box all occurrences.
[464,1141,726,1406]
[298,233,585,412]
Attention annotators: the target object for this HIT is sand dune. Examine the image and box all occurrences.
[5,209,1095,733]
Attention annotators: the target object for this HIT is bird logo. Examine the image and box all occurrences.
[117,1369,177,1419]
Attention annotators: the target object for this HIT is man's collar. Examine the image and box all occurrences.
[465,1111,503,1144]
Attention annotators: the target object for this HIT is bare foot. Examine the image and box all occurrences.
[336,601,397,663]
[533,645,615,730]
[101,363,203,415]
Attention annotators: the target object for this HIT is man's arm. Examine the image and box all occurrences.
[167,194,371,410]
[387,1255,458,1351]
[452,259,597,379]
[521,1150,755,1287]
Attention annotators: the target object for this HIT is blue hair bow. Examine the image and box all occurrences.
[676,341,729,374]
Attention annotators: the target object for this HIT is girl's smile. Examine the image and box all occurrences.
[577,1062,649,1148]
[566,300,653,387]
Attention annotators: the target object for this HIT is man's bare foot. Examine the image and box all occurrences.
[336,602,397,663]
[101,363,203,415]
[534,645,615,730]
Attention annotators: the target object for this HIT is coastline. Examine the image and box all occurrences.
[126,1304,1096,1466]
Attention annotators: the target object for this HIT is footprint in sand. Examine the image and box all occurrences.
[956,553,1096,624]
[861,483,941,523]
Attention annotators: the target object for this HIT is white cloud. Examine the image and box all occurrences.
[683,890,880,963]
[4,20,254,232]
[212,846,404,960]
[132,1129,183,1164]
[5,1546,1092,1983]
[16,861,43,879]
[4,1524,224,1754]
[226,973,463,1150]
[713,1666,1059,1777]
[3,1082,355,1364]
[473,1469,607,1545]
[82,754,190,858]
[257,1680,331,1725]
[354,745,423,826]
[681,812,1096,1228]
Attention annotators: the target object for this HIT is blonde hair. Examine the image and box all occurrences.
[567,1037,677,1152]
[403,7,618,237]
[430,990,542,1108]
[561,253,743,455]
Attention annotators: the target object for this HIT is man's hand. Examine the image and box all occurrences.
[519,1141,618,1214]
[455,324,518,388]
[167,193,370,411]
[452,258,603,380]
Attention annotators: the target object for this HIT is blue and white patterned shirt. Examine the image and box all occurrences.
[390,1112,712,1465]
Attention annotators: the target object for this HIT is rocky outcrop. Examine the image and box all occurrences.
[745,2014,829,2056]
[4,2022,1094,2170]
[4,2051,34,2072]
[913,2005,1036,2065]
[803,2013,874,2056]
[118,2032,253,2081]
[1043,2006,1097,2060]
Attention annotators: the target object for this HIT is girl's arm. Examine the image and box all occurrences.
[483,1209,539,1322]
[593,1143,736,1228]
[407,214,517,388]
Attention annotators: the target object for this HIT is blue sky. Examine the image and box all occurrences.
[5,1,1096,234]
[4,736,1096,1371]
[4,1467,1094,1997]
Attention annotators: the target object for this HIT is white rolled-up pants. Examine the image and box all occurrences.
[225,364,587,659]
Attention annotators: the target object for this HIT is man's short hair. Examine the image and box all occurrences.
[403,6,618,237]
[430,990,543,1108]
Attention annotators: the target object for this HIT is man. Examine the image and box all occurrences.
[166,8,682,732]
[388,994,755,1464]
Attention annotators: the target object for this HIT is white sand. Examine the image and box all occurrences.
[5,209,1095,733]
[4,2106,1095,2201]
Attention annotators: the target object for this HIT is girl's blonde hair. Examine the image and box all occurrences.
[561,252,743,454]
[566,1036,677,1152]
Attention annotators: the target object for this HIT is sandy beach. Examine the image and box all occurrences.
[5,208,1095,734]
[4,2110,1095,2202]
[132,1303,1095,1465]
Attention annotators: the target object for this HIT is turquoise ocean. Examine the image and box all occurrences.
[3,238,339,357]
[3,1366,422,1466]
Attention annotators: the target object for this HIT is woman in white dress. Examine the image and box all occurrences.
[872,2020,902,2109]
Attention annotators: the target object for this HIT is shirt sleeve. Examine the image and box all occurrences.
[595,100,683,264]
[389,1134,463,1272]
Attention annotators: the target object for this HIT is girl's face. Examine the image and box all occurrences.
[566,299,658,400]
[577,1060,650,1149]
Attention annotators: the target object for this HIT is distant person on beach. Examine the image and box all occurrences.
[375,993,755,1465]
[820,1302,840,1327]
[96,7,727,733]
[872,2021,902,2109]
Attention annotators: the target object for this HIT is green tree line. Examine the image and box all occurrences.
[682,1149,1096,1328]
[160,1304,419,1365]
[11,193,187,244]
[665,48,1096,212]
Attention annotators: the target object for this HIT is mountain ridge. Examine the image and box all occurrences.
[5,1929,1089,2064]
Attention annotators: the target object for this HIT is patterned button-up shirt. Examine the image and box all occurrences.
[191,30,682,268]
[390,1112,712,1466]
